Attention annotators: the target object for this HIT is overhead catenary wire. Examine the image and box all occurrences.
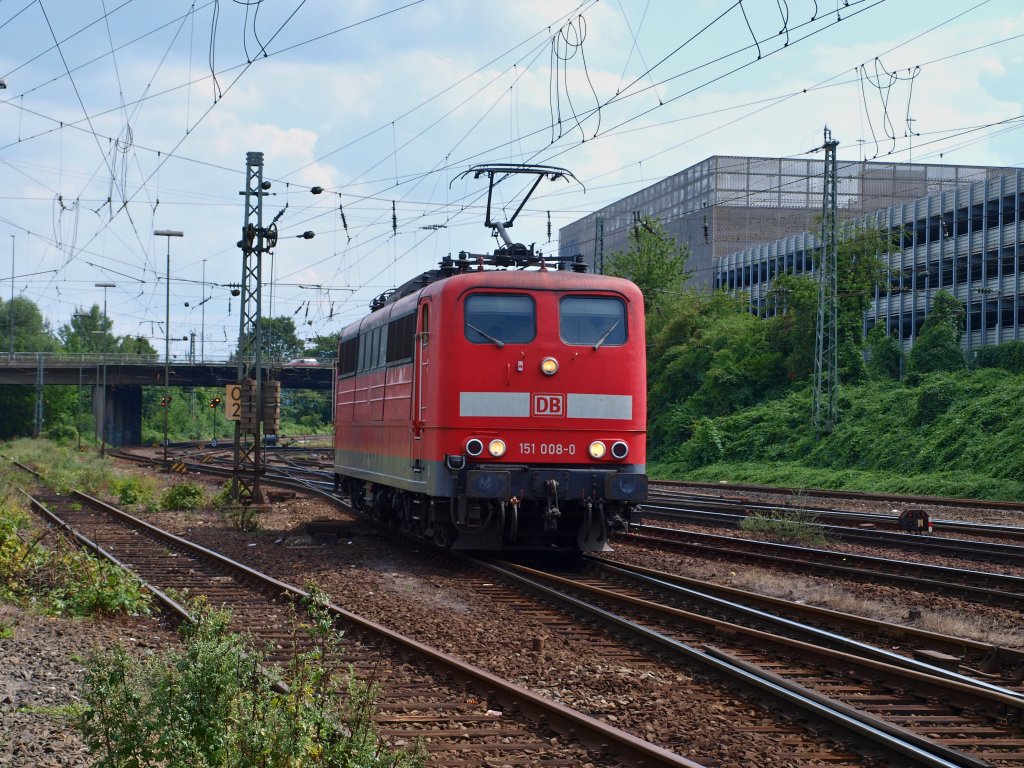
[1,0,1018,353]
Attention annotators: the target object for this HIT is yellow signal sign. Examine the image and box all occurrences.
[225,384,242,421]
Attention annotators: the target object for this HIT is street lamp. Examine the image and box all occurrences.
[155,229,183,469]
[95,281,116,342]
[94,282,117,455]
[9,235,14,359]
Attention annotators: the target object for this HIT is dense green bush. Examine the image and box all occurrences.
[654,367,1024,501]
[160,482,205,511]
[912,376,963,426]
[111,475,157,507]
[975,340,1024,373]
[669,417,724,469]
[78,595,426,768]
[46,423,78,445]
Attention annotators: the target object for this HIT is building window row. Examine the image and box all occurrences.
[718,213,1021,294]
[868,297,1024,341]
[894,192,1022,248]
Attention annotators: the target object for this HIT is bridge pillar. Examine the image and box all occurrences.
[92,384,142,447]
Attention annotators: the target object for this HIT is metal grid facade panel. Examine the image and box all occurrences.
[715,169,1023,354]
[559,155,1015,296]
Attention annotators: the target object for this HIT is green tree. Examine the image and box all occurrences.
[907,289,966,379]
[236,316,305,363]
[761,223,889,386]
[604,216,690,335]
[765,272,818,383]
[835,222,890,381]
[864,322,903,380]
[118,334,158,360]
[646,292,787,458]
[281,390,332,433]
[0,296,64,439]
[304,331,340,359]
[0,295,60,354]
[58,305,116,353]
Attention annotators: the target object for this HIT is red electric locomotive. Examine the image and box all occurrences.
[332,165,647,551]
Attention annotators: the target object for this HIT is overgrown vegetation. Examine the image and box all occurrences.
[77,593,427,768]
[739,492,828,546]
[0,439,156,617]
[3,437,116,494]
[160,481,206,511]
[599,215,1024,501]
[111,475,158,509]
[0,488,149,617]
[653,367,1024,500]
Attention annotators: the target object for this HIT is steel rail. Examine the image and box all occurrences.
[473,559,990,768]
[23,484,704,768]
[585,555,1024,678]
[653,479,1024,513]
[628,525,1024,609]
[581,559,1024,701]
[645,489,1024,542]
[639,501,1024,565]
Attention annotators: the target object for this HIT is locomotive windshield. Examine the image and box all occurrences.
[560,296,626,346]
[465,294,535,344]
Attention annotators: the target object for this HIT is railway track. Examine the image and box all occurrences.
[2,453,926,766]
[585,556,1024,688]
[24,448,1024,764]
[642,491,1024,555]
[652,479,1024,516]
[17,479,699,768]
[479,557,1024,767]
[623,524,1024,609]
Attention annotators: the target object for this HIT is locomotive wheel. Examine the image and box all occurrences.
[350,479,366,513]
[433,520,455,548]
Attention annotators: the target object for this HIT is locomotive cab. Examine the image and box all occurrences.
[430,269,647,551]
[333,266,647,553]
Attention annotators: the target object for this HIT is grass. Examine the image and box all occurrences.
[652,368,1024,503]
[652,460,1024,502]
[1,439,151,618]
[77,594,427,768]
[739,503,828,547]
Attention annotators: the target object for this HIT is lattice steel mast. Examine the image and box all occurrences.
[233,151,270,503]
[813,128,839,435]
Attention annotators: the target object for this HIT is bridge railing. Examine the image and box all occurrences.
[1,352,336,368]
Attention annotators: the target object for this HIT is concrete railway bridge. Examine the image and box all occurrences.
[0,353,333,446]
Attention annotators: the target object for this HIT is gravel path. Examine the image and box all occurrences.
[0,604,169,768]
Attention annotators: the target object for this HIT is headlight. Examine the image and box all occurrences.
[588,440,607,459]
[488,439,507,457]
[540,357,559,375]
[611,441,629,460]
[466,438,483,457]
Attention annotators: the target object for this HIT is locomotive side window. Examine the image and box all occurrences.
[338,336,359,377]
[465,294,535,344]
[357,324,389,371]
[386,312,416,364]
[560,296,626,346]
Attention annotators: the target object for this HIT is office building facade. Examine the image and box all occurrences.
[559,155,1015,295]
[715,169,1024,353]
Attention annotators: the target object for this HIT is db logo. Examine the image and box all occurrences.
[532,393,564,417]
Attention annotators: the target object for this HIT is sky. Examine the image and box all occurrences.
[1,0,1022,360]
